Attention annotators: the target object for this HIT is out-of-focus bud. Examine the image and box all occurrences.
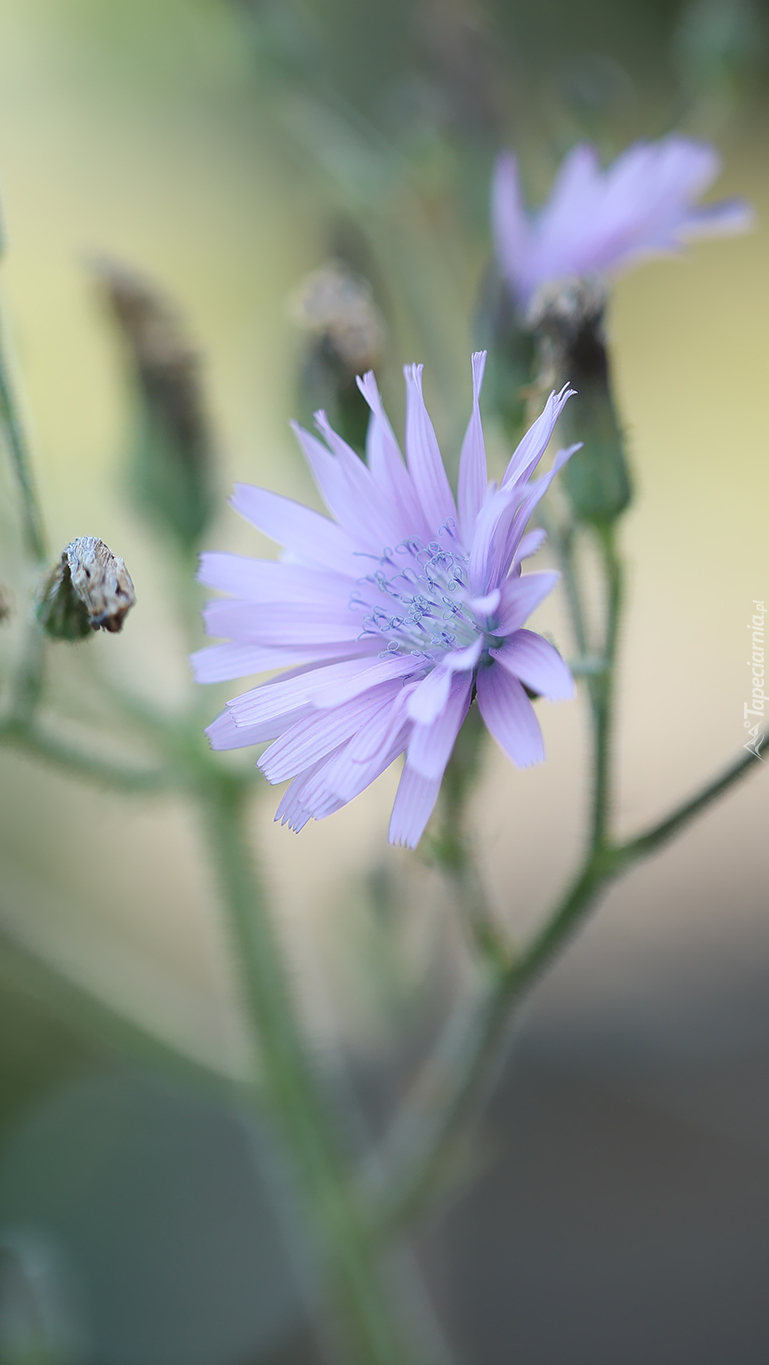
[91,258,215,551]
[529,277,632,524]
[289,258,385,454]
[475,269,535,441]
[37,537,136,642]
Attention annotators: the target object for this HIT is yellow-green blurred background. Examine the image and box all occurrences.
[0,1,767,1362]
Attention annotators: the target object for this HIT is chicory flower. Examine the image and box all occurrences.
[195,355,577,847]
[493,135,753,311]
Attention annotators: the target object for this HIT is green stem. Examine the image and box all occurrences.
[379,704,766,1235]
[0,924,240,1099]
[201,775,420,1365]
[589,521,623,848]
[377,517,624,1230]
[0,715,175,792]
[0,316,47,563]
[615,731,768,868]
[538,504,589,660]
[375,848,615,1230]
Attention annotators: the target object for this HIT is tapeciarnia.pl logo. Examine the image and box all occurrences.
[744,599,766,762]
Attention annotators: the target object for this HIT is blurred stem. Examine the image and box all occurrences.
[0,313,47,563]
[8,618,46,722]
[589,522,622,849]
[0,714,176,792]
[0,926,240,1099]
[378,520,765,1231]
[429,703,512,968]
[538,505,589,660]
[201,775,422,1365]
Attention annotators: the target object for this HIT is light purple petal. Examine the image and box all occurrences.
[346,683,417,763]
[494,133,753,302]
[227,657,385,729]
[311,652,427,708]
[679,197,755,240]
[192,639,373,684]
[290,422,356,535]
[206,708,293,751]
[492,629,575,701]
[491,152,534,306]
[403,364,457,533]
[496,571,560,636]
[457,351,488,547]
[407,672,473,780]
[274,752,346,832]
[467,484,519,596]
[203,599,361,646]
[476,664,545,768]
[501,386,574,490]
[406,663,452,726]
[499,444,581,573]
[513,527,547,565]
[356,371,429,539]
[311,411,405,549]
[231,484,362,576]
[258,681,403,783]
[306,724,409,811]
[388,765,443,848]
[197,553,352,604]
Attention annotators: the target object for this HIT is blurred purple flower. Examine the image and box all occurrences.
[194,355,577,848]
[493,135,753,310]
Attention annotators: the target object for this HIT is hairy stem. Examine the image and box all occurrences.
[201,775,422,1365]
[376,848,617,1230]
[589,521,622,848]
[615,732,768,868]
[0,317,47,563]
[0,715,176,792]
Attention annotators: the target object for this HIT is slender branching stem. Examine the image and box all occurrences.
[0,316,47,563]
[0,715,175,792]
[589,521,622,848]
[376,514,765,1233]
[615,733,768,869]
[538,503,589,659]
[201,775,422,1365]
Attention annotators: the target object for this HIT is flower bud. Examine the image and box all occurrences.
[289,258,385,453]
[37,537,136,641]
[529,277,632,523]
[91,257,215,551]
[476,272,535,439]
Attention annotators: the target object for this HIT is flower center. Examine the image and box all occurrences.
[349,522,490,661]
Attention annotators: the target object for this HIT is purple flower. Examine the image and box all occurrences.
[194,355,577,848]
[493,135,753,311]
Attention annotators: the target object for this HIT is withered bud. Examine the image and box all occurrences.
[528,276,632,524]
[38,538,136,642]
[90,256,214,548]
[527,275,609,387]
[288,259,385,375]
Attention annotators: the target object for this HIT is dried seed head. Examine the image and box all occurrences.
[289,259,385,374]
[528,276,631,524]
[90,256,215,548]
[38,538,136,641]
